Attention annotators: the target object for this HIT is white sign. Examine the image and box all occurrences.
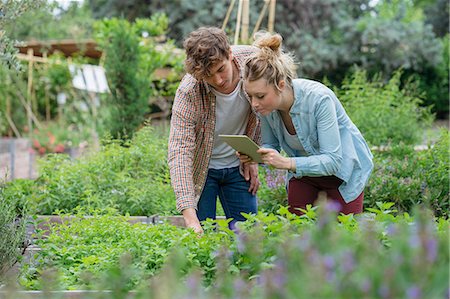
[69,64,110,93]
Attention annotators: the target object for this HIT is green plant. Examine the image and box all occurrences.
[16,205,449,298]
[0,0,45,70]
[418,129,450,216]
[0,183,27,280]
[19,211,234,290]
[257,166,288,214]
[15,125,175,216]
[94,18,148,139]
[337,69,433,146]
[365,130,449,218]
[93,14,180,139]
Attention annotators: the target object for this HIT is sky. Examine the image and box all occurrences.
[53,0,84,10]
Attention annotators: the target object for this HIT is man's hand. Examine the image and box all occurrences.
[243,162,260,195]
[182,208,203,234]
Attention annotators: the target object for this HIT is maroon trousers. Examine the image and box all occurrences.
[287,176,363,215]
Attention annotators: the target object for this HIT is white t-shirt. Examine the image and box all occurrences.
[209,81,250,169]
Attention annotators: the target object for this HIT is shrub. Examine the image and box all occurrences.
[94,18,149,139]
[337,69,433,146]
[0,183,27,280]
[365,130,449,218]
[8,125,176,216]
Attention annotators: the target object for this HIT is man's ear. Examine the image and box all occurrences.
[228,47,233,60]
[279,79,286,90]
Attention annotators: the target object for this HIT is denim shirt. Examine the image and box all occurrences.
[261,79,373,203]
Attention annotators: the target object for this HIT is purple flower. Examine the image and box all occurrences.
[409,232,420,248]
[235,231,248,254]
[386,223,397,236]
[323,255,335,269]
[425,237,438,263]
[273,260,287,286]
[233,278,247,298]
[406,285,421,299]
[361,279,372,293]
[264,166,286,189]
[325,200,341,213]
[341,251,355,273]
[323,255,336,282]
[378,284,390,299]
[186,271,201,294]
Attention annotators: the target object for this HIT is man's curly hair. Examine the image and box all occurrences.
[183,27,231,80]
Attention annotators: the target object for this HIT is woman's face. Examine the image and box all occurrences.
[244,78,282,116]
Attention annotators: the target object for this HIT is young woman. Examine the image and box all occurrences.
[241,32,373,215]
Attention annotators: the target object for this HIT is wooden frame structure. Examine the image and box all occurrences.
[222,0,277,44]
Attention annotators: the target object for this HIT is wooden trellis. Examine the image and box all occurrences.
[222,0,277,45]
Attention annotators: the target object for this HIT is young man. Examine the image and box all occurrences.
[168,27,261,233]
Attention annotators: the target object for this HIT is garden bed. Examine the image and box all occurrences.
[2,207,448,298]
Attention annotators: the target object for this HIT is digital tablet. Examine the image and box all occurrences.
[219,134,263,163]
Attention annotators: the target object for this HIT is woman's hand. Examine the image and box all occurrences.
[257,148,291,170]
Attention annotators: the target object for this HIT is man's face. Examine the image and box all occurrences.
[202,54,237,94]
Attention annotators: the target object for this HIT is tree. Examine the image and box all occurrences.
[0,0,45,70]
[4,1,94,42]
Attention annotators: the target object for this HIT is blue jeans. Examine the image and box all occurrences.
[197,166,257,226]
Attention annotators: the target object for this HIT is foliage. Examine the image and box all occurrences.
[412,34,449,118]
[419,0,449,37]
[0,183,27,280]
[355,0,447,117]
[30,121,91,155]
[16,205,449,298]
[19,211,234,290]
[0,55,99,143]
[94,14,184,138]
[2,125,176,216]
[3,120,447,220]
[0,0,45,70]
[356,0,442,75]
[84,0,447,117]
[257,165,287,214]
[93,18,148,139]
[337,69,433,146]
[0,64,28,136]
[365,130,450,218]
[3,1,93,42]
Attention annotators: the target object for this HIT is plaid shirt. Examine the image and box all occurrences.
[168,45,261,212]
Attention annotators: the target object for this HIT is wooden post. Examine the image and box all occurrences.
[9,139,15,180]
[222,0,236,31]
[240,0,250,43]
[252,0,270,36]
[268,0,276,33]
[6,95,12,137]
[43,52,51,121]
[26,49,34,136]
[234,0,243,45]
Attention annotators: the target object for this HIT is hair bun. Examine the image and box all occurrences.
[253,31,282,56]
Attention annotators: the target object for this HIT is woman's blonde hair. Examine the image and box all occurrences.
[244,31,296,91]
